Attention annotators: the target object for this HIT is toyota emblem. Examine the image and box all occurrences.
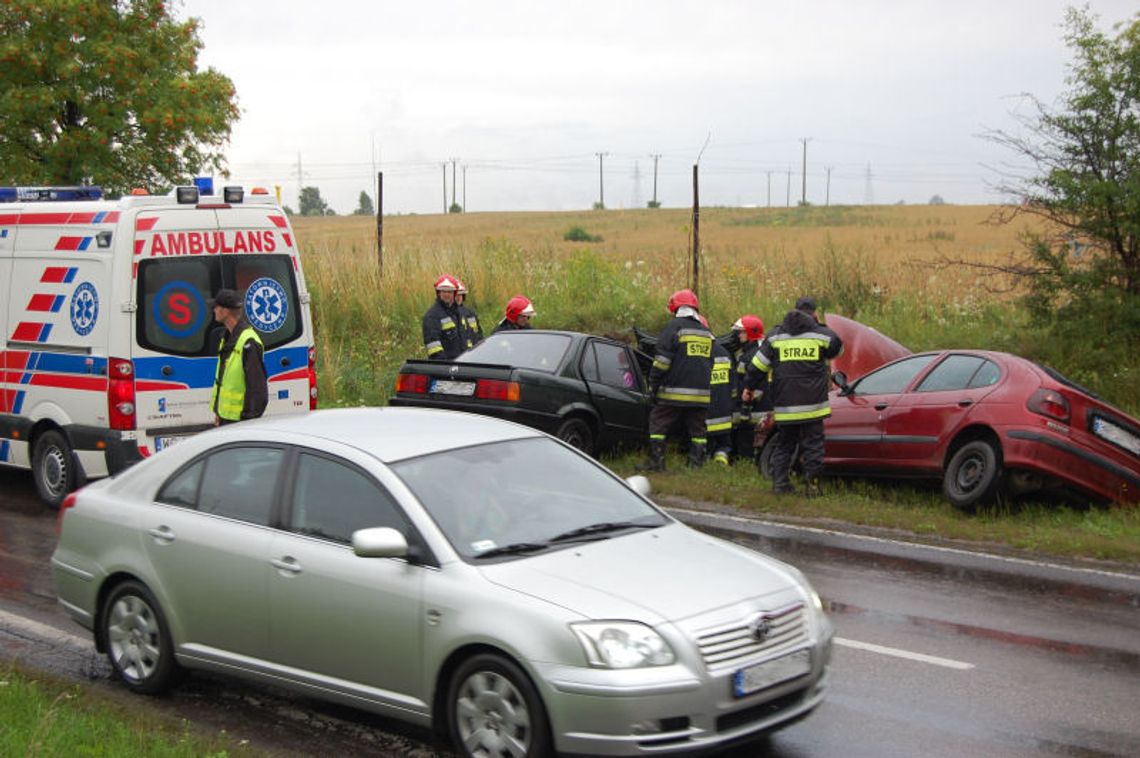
[750,614,773,643]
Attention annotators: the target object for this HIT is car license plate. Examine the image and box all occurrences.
[431,379,476,396]
[732,649,811,697]
[1092,415,1140,455]
[155,435,188,452]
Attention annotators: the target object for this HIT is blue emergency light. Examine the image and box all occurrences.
[0,186,104,202]
[193,176,214,196]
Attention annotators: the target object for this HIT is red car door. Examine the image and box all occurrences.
[882,354,1003,470]
[825,354,938,467]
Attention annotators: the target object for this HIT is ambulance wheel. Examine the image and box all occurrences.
[33,429,77,509]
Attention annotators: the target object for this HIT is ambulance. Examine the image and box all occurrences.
[0,182,317,507]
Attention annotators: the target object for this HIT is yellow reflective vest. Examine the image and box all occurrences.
[212,326,264,421]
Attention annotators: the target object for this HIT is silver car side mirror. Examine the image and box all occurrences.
[626,474,652,497]
[352,527,409,558]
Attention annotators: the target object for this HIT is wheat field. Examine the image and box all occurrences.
[291,205,1056,406]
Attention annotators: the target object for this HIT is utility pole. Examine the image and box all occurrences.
[294,152,304,207]
[825,166,833,207]
[595,152,608,209]
[650,153,661,207]
[800,137,811,206]
[766,171,772,207]
[450,158,458,211]
[864,163,874,205]
[691,164,700,297]
[441,162,447,214]
[376,171,384,274]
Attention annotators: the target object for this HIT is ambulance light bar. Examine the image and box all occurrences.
[175,186,199,204]
[223,186,244,203]
[0,186,104,203]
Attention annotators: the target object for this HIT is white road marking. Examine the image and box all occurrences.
[835,636,975,670]
[0,607,90,650]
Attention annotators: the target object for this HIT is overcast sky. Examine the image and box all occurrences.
[179,0,1137,215]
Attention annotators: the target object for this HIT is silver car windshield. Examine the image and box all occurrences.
[390,438,668,560]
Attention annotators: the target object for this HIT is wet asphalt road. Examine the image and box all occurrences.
[3,466,1139,757]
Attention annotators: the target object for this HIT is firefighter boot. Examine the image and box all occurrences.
[636,440,666,472]
[687,442,707,469]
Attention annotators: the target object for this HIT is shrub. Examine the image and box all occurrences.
[564,225,602,243]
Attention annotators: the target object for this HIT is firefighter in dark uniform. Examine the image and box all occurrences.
[492,295,535,334]
[455,278,484,349]
[637,289,714,471]
[743,297,842,495]
[707,327,735,465]
[210,288,267,425]
[728,314,766,459]
[422,275,466,360]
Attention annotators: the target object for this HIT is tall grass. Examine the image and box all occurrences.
[295,206,1140,415]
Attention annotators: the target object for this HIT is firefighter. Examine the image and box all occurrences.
[707,325,735,465]
[637,289,714,471]
[492,295,535,334]
[742,297,842,496]
[422,275,466,360]
[729,314,767,459]
[455,278,483,349]
[209,288,267,425]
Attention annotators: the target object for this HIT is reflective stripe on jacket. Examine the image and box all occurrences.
[748,309,843,423]
[648,315,713,406]
[422,299,465,359]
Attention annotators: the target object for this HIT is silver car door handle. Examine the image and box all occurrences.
[271,557,302,575]
[147,526,175,544]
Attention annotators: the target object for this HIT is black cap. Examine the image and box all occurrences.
[210,289,242,309]
[795,296,817,313]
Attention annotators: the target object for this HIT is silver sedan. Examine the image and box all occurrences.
[52,407,832,756]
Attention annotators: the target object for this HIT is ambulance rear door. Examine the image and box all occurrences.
[131,204,310,452]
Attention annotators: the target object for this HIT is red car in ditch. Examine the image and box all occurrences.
[825,348,1140,508]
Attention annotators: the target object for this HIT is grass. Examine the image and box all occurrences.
[0,662,258,757]
[289,205,1140,563]
[604,449,1140,564]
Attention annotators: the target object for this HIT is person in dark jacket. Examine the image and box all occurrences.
[422,275,466,360]
[492,295,535,334]
[728,314,767,460]
[637,288,714,471]
[743,296,842,495]
[455,278,484,349]
[210,288,267,425]
[707,334,735,465]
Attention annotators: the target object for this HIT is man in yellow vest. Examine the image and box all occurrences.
[210,289,268,425]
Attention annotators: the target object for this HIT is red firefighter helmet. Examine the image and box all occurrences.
[667,288,699,314]
[434,274,459,292]
[455,278,468,295]
[504,295,536,323]
[732,314,765,342]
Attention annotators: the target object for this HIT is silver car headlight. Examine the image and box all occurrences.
[570,621,676,668]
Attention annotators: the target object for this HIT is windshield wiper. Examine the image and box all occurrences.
[473,542,551,559]
[548,521,659,544]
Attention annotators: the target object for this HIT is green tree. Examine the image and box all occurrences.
[987,7,1140,320]
[298,186,329,216]
[0,0,239,194]
[353,190,374,216]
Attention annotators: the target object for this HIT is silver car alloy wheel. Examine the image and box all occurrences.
[454,669,533,757]
[106,593,162,684]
